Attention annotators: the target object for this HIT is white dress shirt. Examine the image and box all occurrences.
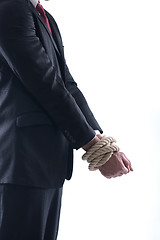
[30,0,39,7]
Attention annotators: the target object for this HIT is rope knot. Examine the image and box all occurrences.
[82,136,120,171]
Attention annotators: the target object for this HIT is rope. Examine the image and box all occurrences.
[82,136,120,171]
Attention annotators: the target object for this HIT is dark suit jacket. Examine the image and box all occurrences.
[0,0,102,188]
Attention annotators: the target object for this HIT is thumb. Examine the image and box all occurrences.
[121,152,134,172]
[119,158,129,174]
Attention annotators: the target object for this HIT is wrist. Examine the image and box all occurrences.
[82,135,100,151]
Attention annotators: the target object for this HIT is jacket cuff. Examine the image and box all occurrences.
[63,127,96,150]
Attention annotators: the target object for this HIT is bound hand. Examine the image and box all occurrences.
[98,151,133,178]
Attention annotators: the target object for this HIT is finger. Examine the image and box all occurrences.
[112,152,129,174]
[119,159,129,174]
[122,160,130,172]
[114,174,123,178]
[104,175,112,179]
[113,172,124,178]
[120,152,134,171]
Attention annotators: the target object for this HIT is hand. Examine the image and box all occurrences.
[98,151,133,179]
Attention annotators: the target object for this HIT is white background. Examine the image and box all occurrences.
[42,0,160,239]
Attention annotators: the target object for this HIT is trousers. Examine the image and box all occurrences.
[0,184,63,240]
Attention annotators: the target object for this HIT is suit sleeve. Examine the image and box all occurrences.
[0,0,96,149]
[64,64,103,133]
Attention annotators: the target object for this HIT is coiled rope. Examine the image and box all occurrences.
[82,136,120,171]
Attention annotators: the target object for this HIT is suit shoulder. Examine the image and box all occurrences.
[0,0,29,9]
[0,0,30,20]
[0,0,34,35]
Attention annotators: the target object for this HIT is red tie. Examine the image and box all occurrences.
[36,3,52,35]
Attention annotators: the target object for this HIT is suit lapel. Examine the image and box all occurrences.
[46,12,64,59]
[28,1,61,57]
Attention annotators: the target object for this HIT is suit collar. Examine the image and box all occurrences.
[28,1,61,57]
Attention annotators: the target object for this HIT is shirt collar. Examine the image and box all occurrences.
[30,0,39,7]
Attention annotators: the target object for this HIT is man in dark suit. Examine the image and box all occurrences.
[0,0,133,239]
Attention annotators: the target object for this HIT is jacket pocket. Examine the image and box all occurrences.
[16,111,53,127]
